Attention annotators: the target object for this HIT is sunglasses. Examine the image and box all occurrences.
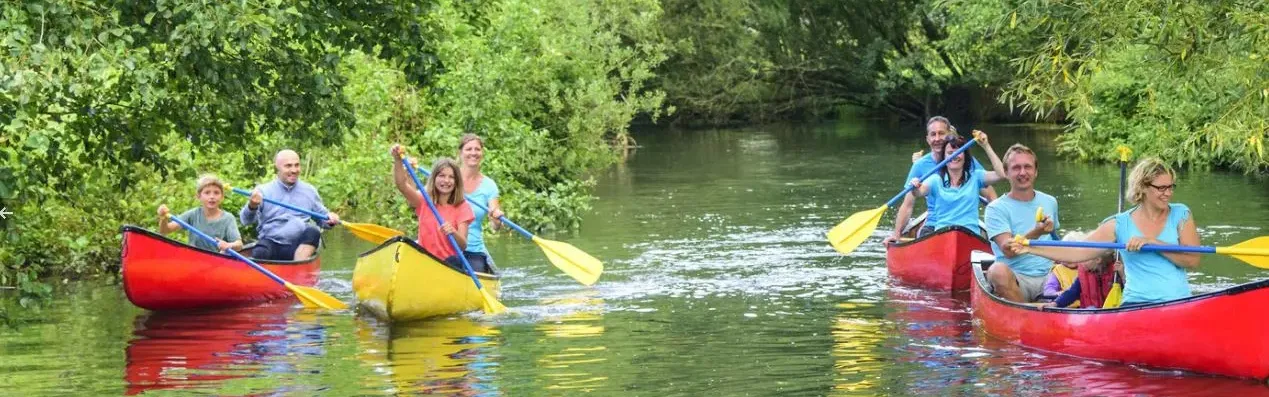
[1147,183,1177,192]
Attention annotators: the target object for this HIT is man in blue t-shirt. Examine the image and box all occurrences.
[884,116,998,245]
[984,144,1059,302]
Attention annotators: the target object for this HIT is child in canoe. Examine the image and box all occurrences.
[1040,232,1087,301]
[1042,232,1122,309]
[390,144,475,268]
[157,174,244,253]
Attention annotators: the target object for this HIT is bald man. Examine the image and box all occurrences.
[240,150,340,261]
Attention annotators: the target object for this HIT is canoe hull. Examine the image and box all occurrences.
[352,237,501,322]
[970,255,1269,380]
[121,226,320,311]
[886,226,989,291]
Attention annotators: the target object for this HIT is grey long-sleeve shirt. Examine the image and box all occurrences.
[240,179,330,245]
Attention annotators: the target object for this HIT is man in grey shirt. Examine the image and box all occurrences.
[240,149,341,261]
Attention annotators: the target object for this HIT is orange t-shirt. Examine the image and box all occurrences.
[416,201,475,261]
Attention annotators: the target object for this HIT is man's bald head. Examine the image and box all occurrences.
[275,150,299,167]
[274,149,302,185]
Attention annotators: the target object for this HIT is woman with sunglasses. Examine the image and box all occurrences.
[1007,158,1200,306]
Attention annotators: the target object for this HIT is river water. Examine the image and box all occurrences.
[3,120,1269,396]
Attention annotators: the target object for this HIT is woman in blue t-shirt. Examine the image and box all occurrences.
[457,133,505,273]
[1009,158,1200,305]
[907,132,1007,235]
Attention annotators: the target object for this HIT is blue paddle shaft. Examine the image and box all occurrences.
[166,215,289,285]
[1027,239,1216,254]
[417,168,535,240]
[886,139,980,208]
[231,187,335,223]
[402,158,487,289]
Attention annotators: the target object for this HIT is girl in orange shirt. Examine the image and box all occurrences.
[390,144,475,266]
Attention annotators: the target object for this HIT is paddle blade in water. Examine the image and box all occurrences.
[290,283,348,310]
[533,236,603,286]
[344,222,405,244]
[1217,236,1269,269]
[827,205,887,255]
[480,288,508,314]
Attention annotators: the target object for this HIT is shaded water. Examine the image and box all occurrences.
[3,120,1269,396]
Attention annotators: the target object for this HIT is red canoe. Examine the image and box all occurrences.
[121,226,320,311]
[970,253,1269,381]
[886,226,990,291]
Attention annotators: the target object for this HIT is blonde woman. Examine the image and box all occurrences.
[456,133,505,272]
[1009,158,1199,306]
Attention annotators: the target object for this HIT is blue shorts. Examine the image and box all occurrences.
[463,251,496,274]
[251,225,322,261]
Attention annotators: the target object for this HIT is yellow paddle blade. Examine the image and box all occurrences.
[288,283,348,310]
[1216,236,1269,269]
[827,205,887,255]
[1116,145,1133,162]
[533,236,604,286]
[479,288,507,314]
[1102,282,1123,308]
[343,222,405,244]
[1228,254,1269,269]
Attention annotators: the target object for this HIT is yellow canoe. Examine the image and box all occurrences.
[353,236,501,322]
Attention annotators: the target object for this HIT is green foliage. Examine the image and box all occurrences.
[307,0,668,232]
[653,0,1019,124]
[0,0,668,293]
[997,1,1269,172]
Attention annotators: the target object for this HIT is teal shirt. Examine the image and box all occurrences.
[177,208,241,252]
[464,176,500,254]
[906,152,984,226]
[985,191,1060,277]
[922,169,988,233]
[1110,204,1193,304]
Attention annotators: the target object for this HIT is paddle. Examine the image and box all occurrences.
[1035,207,1060,241]
[1116,145,1132,212]
[1104,145,1134,308]
[402,157,507,314]
[164,214,348,309]
[1017,236,1269,269]
[416,168,603,286]
[828,132,981,254]
[230,187,404,244]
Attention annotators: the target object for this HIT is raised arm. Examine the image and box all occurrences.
[390,144,424,209]
[974,130,1008,184]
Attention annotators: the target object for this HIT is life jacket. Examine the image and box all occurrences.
[1076,263,1119,309]
[1050,264,1079,306]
